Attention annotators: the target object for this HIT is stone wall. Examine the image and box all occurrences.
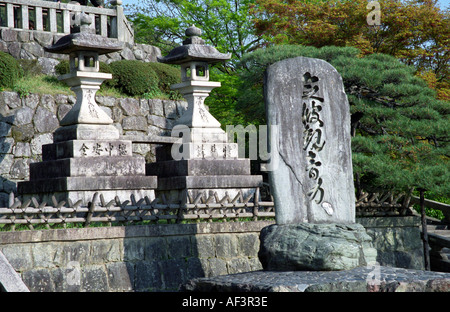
[357,216,424,270]
[0,90,187,206]
[0,28,161,75]
[0,217,425,292]
[0,221,270,292]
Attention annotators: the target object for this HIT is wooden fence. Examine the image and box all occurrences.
[355,190,414,217]
[0,0,133,43]
[0,188,424,231]
[0,188,276,231]
[410,196,450,223]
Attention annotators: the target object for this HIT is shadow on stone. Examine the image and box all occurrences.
[0,113,17,207]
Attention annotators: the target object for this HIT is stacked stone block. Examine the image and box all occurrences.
[0,90,188,206]
[0,221,269,291]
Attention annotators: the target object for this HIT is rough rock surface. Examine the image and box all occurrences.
[182,266,450,292]
[258,223,377,271]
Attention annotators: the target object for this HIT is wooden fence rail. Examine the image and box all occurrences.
[0,188,276,231]
[2,188,441,232]
[410,196,450,223]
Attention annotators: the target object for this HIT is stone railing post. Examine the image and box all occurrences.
[49,7,57,32]
[35,6,43,31]
[6,2,14,28]
[0,0,133,43]
[111,0,124,42]
[21,4,29,30]
[63,8,71,33]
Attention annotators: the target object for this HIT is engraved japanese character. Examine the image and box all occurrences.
[93,143,103,155]
[118,144,127,156]
[307,177,324,204]
[80,143,89,156]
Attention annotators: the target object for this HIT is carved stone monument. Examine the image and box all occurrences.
[17,13,157,205]
[259,57,376,271]
[146,25,262,202]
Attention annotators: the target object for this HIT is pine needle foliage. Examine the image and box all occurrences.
[236,45,449,196]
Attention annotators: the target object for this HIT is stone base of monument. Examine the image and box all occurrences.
[18,176,157,205]
[18,126,157,205]
[146,159,263,203]
[182,266,450,292]
[258,223,377,271]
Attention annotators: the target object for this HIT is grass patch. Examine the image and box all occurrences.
[6,74,175,100]
[11,75,73,97]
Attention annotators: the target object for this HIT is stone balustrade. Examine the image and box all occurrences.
[0,0,133,43]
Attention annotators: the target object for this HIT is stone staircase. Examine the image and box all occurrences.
[410,196,450,273]
[427,221,450,272]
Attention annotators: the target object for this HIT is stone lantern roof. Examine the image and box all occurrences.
[44,13,123,55]
[157,25,231,65]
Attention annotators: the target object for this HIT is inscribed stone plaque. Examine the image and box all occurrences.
[265,57,355,224]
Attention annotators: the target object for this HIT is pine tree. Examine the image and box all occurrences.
[234,45,449,197]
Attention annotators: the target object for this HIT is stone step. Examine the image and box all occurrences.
[146,159,251,177]
[182,266,450,292]
[29,156,146,179]
[429,230,450,238]
[42,140,133,161]
[157,175,263,191]
[18,175,157,194]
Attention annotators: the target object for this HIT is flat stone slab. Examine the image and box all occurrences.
[157,175,263,191]
[0,250,29,292]
[182,266,450,292]
[146,159,251,177]
[18,176,157,193]
[53,124,120,142]
[29,156,146,179]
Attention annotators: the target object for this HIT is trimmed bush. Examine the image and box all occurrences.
[55,60,114,88]
[54,60,70,76]
[146,62,182,99]
[54,60,113,75]
[0,51,23,88]
[109,60,159,97]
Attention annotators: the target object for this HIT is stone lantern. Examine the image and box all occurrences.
[147,26,262,204]
[18,13,157,205]
[157,25,236,159]
[45,12,122,140]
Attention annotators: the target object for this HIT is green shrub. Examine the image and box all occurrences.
[109,60,159,96]
[55,60,114,89]
[0,51,23,88]
[146,62,182,99]
[54,60,70,76]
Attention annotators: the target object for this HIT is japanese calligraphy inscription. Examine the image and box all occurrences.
[265,57,356,225]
